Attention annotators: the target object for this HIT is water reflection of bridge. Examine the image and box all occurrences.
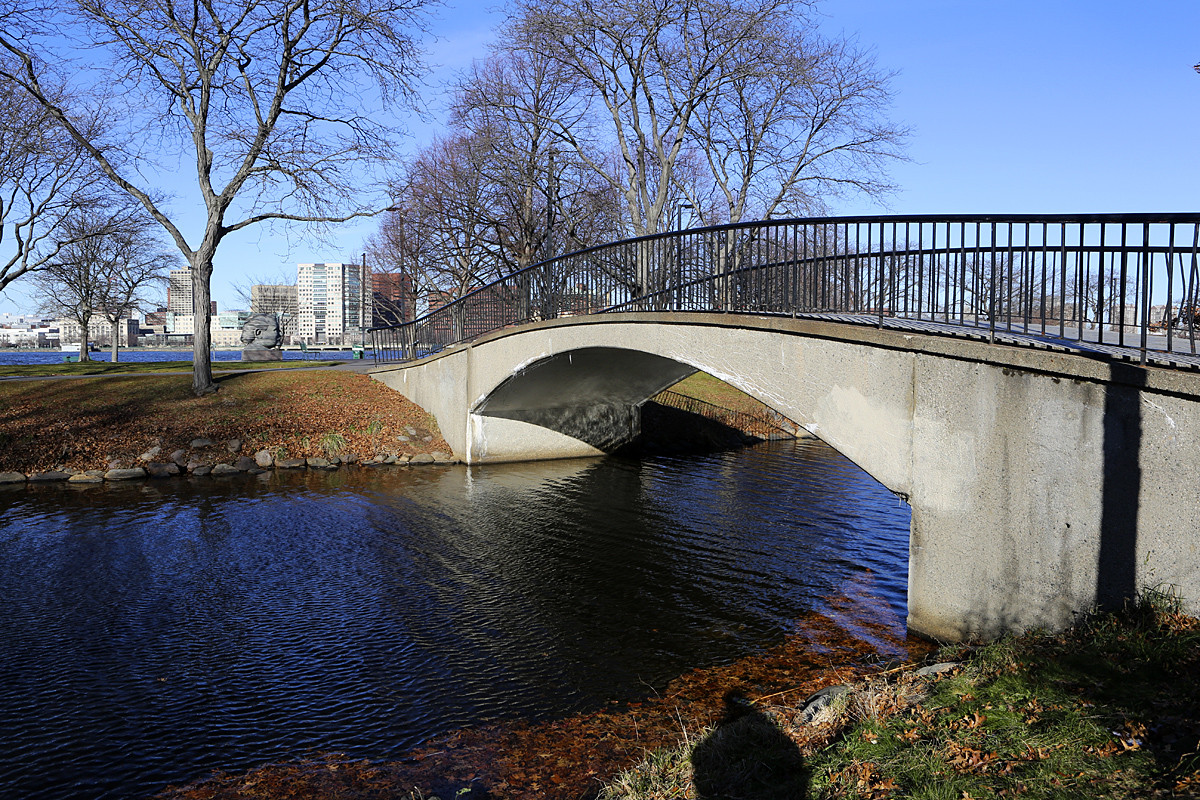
[368,214,1200,642]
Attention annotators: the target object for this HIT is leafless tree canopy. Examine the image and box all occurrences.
[0,70,100,296]
[501,0,906,236]
[364,0,905,314]
[33,203,177,361]
[0,0,432,393]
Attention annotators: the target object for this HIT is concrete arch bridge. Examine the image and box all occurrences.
[368,214,1200,641]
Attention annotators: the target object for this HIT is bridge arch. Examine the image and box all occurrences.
[372,311,1200,642]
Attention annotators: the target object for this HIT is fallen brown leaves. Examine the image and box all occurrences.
[156,589,930,800]
[0,370,450,473]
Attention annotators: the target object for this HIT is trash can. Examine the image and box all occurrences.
[352,345,364,359]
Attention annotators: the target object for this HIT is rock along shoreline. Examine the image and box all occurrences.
[0,436,460,487]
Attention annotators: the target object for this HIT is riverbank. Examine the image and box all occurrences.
[154,590,1200,799]
[155,585,929,800]
[0,369,453,478]
[602,588,1200,800]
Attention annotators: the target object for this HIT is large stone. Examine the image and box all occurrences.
[409,453,434,464]
[192,465,213,477]
[276,458,307,469]
[68,473,104,484]
[29,471,70,482]
[138,446,162,462]
[254,450,274,468]
[170,449,189,466]
[234,455,258,471]
[226,439,242,454]
[306,457,333,469]
[0,472,26,484]
[190,438,214,449]
[210,464,240,476]
[431,451,456,464]
[104,468,147,481]
[145,462,180,478]
[185,460,207,473]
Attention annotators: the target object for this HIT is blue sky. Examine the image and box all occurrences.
[2,0,1197,315]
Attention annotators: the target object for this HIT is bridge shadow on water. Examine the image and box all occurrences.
[690,692,809,800]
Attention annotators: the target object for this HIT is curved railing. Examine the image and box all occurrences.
[370,213,1200,368]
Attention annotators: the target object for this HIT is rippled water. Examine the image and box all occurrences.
[0,440,910,799]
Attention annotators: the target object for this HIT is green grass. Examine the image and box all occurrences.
[0,359,341,377]
[664,371,771,415]
[600,589,1200,799]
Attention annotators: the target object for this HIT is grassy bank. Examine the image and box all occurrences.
[601,589,1200,799]
[0,369,450,473]
[664,371,784,418]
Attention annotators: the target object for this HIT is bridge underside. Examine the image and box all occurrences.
[475,347,696,452]
[371,312,1200,642]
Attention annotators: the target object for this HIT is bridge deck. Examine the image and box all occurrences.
[790,313,1200,371]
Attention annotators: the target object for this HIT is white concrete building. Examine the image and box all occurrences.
[296,262,368,345]
[210,311,253,348]
[56,315,141,346]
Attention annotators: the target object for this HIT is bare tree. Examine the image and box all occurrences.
[34,205,175,361]
[682,29,907,226]
[95,215,176,361]
[452,51,585,273]
[0,0,431,393]
[505,0,804,239]
[0,71,98,296]
[390,134,504,300]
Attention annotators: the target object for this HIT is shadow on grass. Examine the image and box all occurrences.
[691,692,808,800]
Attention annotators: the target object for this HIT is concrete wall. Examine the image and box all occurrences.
[370,312,1200,641]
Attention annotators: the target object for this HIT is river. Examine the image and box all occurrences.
[0,439,911,799]
[0,349,356,366]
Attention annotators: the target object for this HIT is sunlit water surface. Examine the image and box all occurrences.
[0,349,355,365]
[0,440,910,799]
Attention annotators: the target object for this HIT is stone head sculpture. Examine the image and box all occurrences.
[240,312,282,350]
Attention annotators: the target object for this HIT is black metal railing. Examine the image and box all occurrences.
[652,390,801,440]
[370,213,1200,367]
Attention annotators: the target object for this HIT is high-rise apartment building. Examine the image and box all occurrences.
[166,269,216,318]
[167,269,193,313]
[296,262,369,345]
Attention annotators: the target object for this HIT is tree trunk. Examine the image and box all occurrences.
[79,316,90,362]
[110,319,120,362]
[191,258,217,395]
